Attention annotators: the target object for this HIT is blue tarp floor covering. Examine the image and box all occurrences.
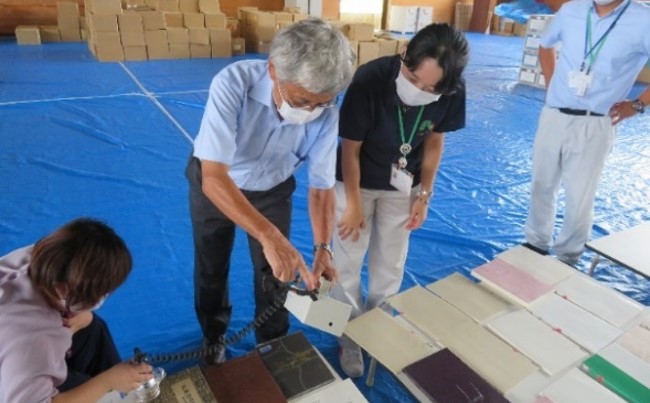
[1,33,648,402]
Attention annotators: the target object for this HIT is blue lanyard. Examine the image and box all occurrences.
[581,0,630,73]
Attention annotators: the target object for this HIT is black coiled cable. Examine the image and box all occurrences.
[133,276,317,365]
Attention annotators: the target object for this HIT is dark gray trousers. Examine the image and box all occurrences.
[186,156,295,344]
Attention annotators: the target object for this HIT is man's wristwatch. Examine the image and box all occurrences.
[314,243,333,259]
[631,98,645,114]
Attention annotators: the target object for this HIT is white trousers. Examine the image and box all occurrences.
[330,181,414,330]
[525,107,615,263]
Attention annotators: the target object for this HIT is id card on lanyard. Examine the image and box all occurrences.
[391,105,424,195]
[569,1,630,96]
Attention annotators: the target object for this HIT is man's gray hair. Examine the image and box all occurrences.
[270,18,356,95]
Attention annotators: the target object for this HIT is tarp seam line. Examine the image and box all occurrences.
[0,93,144,107]
[118,62,194,144]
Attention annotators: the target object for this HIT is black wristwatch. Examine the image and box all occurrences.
[313,243,333,259]
[631,98,645,114]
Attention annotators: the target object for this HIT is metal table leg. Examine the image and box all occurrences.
[588,254,600,276]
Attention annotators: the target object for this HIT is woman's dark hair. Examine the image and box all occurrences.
[403,23,469,95]
[29,218,132,310]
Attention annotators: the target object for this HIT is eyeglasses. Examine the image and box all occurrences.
[278,83,336,110]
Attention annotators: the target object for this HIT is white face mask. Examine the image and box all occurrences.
[276,84,325,125]
[395,69,441,106]
[593,0,616,5]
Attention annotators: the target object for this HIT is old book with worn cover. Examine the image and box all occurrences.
[201,351,286,403]
[403,348,508,403]
[154,366,216,403]
[257,331,336,399]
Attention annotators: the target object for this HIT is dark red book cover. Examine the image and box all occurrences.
[202,351,286,403]
[403,348,509,403]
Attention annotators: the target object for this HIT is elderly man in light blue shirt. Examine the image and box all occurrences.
[185,19,355,362]
[523,0,650,265]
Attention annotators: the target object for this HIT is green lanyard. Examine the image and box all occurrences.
[397,105,425,156]
[582,1,629,73]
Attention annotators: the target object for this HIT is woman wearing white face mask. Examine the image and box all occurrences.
[330,23,469,378]
[0,218,153,403]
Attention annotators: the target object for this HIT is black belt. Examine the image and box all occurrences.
[558,108,604,117]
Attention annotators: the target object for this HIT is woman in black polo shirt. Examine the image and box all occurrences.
[331,23,468,378]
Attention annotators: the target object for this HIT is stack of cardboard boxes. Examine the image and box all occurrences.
[491,15,526,37]
[14,2,410,67]
[253,9,407,69]
[15,2,85,45]
[83,0,236,61]
[237,7,308,53]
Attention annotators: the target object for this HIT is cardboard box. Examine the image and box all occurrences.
[58,15,80,30]
[237,6,258,21]
[209,28,229,43]
[124,45,148,60]
[166,27,189,43]
[148,43,170,59]
[57,2,79,29]
[184,12,205,28]
[157,0,179,12]
[169,42,190,58]
[292,13,309,22]
[376,39,397,57]
[226,17,240,37]
[125,0,147,8]
[95,43,124,61]
[60,29,82,42]
[284,6,301,13]
[357,41,380,66]
[211,36,232,57]
[88,14,118,32]
[118,13,143,31]
[246,11,276,42]
[141,11,166,30]
[86,0,123,16]
[205,13,226,29]
[190,43,211,58]
[145,29,168,45]
[347,23,374,41]
[199,0,220,13]
[273,12,293,27]
[179,0,199,12]
[39,25,61,42]
[120,30,146,46]
[231,36,245,55]
[189,28,209,44]
[58,2,79,16]
[277,21,293,30]
[513,23,527,37]
[94,31,121,46]
[164,12,184,27]
[15,26,41,45]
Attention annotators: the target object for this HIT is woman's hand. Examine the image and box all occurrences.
[102,362,154,393]
[405,198,429,230]
[337,204,365,242]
